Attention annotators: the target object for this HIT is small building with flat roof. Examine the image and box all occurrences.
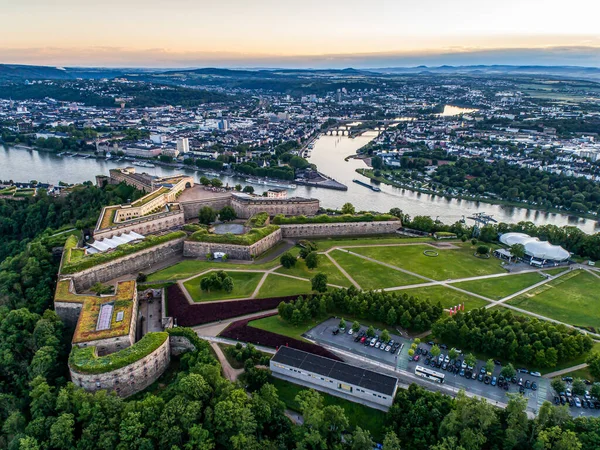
[270,346,398,410]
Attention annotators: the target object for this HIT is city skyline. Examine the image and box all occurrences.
[1,0,600,67]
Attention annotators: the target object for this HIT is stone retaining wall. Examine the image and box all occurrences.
[231,195,319,219]
[65,238,186,291]
[183,228,282,260]
[94,210,185,240]
[69,336,171,398]
[180,197,232,221]
[279,220,402,238]
[54,302,83,330]
[169,335,197,356]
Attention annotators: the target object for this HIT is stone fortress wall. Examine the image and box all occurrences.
[94,209,185,240]
[65,237,186,291]
[279,220,403,238]
[69,335,171,398]
[230,194,320,219]
[183,228,283,260]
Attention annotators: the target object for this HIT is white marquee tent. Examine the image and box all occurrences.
[499,232,570,262]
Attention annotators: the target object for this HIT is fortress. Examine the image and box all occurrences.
[55,167,402,398]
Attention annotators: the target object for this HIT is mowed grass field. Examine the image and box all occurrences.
[249,314,316,341]
[275,254,353,288]
[452,271,549,300]
[507,270,600,329]
[330,249,424,289]
[400,285,490,310]
[350,243,506,280]
[183,271,264,302]
[256,273,312,298]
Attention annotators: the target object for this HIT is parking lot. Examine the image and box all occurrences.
[306,318,549,412]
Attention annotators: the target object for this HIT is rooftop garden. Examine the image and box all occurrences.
[272,213,398,225]
[69,332,168,374]
[61,231,186,274]
[98,206,119,230]
[131,186,169,207]
[189,224,279,246]
[247,212,270,228]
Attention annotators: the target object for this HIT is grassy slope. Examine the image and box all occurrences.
[452,272,548,300]
[249,314,316,342]
[183,271,264,302]
[350,243,505,280]
[275,255,352,288]
[270,377,386,442]
[311,235,436,251]
[507,270,600,329]
[330,250,424,289]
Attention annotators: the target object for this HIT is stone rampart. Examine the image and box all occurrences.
[94,210,185,240]
[231,195,319,219]
[279,220,402,238]
[169,335,197,356]
[180,196,232,221]
[183,228,282,260]
[54,302,83,330]
[69,336,170,398]
[65,238,186,291]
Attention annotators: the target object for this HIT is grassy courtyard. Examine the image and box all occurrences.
[249,314,316,342]
[400,285,490,310]
[507,270,600,329]
[269,376,386,441]
[183,271,264,302]
[275,254,353,288]
[350,243,506,280]
[330,249,424,289]
[256,273,313,298]
[452,271,549,300]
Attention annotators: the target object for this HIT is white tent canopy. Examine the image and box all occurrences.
[87,231,145,254]
[499,232,570,261]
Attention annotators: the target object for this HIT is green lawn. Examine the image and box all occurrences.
[269,376,386,442]
[542,267,570,276]
[183,271,264,302]
[350,243,506,280]
[147,259,279,282]
[256,273,313,298]
[275,254,353,288]
[330,249,424,289]
[401,285,490,310]
[312,235,435,251]
[507,270,600,329]
[453,272,548,300]
[248,314,318,342]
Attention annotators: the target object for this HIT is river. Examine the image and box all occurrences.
[1,141,598,234]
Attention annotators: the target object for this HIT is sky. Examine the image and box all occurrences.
[1,0,600,68]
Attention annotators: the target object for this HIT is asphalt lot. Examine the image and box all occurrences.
[306,318,548,412]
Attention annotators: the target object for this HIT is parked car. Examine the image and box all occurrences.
[360,336,366,343]
[484,376,491,384]
[440,344,448,350]
[511,377,517,384]
[575,397,582,408]
[380,344,386,352]
[444,355,450,363]
[562,376,573,383]
[525,380,531,389]
[530,371,541,377]
[531,382,537,391]
[471,371,477,380]
[491,376,497,386]
[518,378,523,386]
[442,362,448,370]
[332,328,340,335]
[503,383,509,391]
[461,360,467,369]
[385,345,392,352]
[519,386,525,395]
[480,367,486,375]
[478,373,484,382]
[427,341,435,346]
[566,388,572,397]
[421,349,428,357]
[364,338,371,346]
[348,329,353,335]
[494,360,502,365]
[459,369,465,377]
[560,396,567,405]
[375,341,381,349]
[370,339,376,347]
[416,348,422,355]
[554,396,560,405]
[518,368,529,374]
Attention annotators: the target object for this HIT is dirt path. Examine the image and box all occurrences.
[210,342,244,382]
[543,363,589,379]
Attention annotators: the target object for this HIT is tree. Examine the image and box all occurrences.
[198,206,217,225]
[465,353,477,369]
[476,245,490,256]
[222,276,234,293]
[341,203,355,215]
[339,318,346,329]
[382,431,402,450]
[200,176,210,186]
[510,243,526,260]
[305,251,318,269]
[430,345,441,358]
[535,426,582,450]
[218,206,236,222]
[350,427,374,450]
[366,326,375,338]
[311,273,328,293]
[448,348,458,361]
[504,393,529,449]
[279,252,296,268]
[50,413,75,450]
[586,352,600,379]
[234,184,242,191]
[210,178,223,188]
[572,378,586,396]
[501,363,516,379]
[381,329,390,343]
[386,307,397,325]
[242,185,254,194]
[352,321,360,333]
[551,378,566,394]
[485,359,495,374]
[408,348,415,357]
[590,383,600,400]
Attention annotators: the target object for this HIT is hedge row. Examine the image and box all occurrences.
[247,212,270,228]
[69,332,168,374]
[166,283,298,327]
[272,213,398,225]
[189,224,279,246]
[219,313,342,361]
[61,231,186,274]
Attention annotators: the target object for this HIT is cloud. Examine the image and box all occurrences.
[0,45,599,68]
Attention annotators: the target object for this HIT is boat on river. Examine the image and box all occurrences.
[353,179,381,192]
[246,178,297,189]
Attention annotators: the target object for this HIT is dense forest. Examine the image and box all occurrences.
[3,185,600,449]
[431,159,600,215]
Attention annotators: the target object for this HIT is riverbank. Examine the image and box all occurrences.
[357,168,600,222]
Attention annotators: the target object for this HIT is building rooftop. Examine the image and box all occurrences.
[272,346,397,396]
[54,279,137,344]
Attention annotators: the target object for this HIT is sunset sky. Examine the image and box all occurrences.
[2,0,600,67]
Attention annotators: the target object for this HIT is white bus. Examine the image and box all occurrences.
[415,365,445,384]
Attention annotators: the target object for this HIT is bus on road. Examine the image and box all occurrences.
[415,365,445,384]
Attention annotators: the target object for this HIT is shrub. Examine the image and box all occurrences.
[248,212,269,228]
[305,251,318,269]
[280,251,297,268]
